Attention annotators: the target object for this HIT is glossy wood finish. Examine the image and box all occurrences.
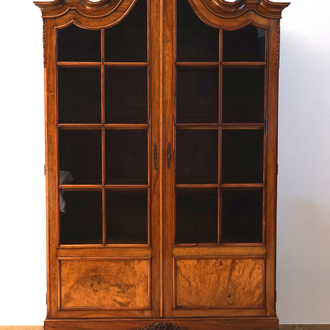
[43,317,280,330]
[175,258,264,308]
[60,258,150,309]
[35,0,289,328]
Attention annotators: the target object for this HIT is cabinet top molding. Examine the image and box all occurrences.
[34,0,289,19]
[200,0,290,19]
[34,0,124,18]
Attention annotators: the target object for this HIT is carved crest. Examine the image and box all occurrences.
[34,0,125,18]
[137,323,188,330]
[199,0,290,19]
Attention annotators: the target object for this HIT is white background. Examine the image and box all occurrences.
[0,0,329,325]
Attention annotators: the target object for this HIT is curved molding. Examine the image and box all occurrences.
[201,0,290,19]
[34,0,124,18]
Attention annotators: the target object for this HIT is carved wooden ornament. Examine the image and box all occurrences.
[137,323,188,330]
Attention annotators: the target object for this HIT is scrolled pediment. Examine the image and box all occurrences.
[34,0,125,18]
[201,0,290,19]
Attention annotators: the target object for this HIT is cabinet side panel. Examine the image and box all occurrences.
[59,259,150,309]
[175,258,264,308]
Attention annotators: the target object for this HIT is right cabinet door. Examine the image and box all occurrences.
[163,0,275,318]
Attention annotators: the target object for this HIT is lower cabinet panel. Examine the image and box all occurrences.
[59,258,150,309]
[175,257,264,308]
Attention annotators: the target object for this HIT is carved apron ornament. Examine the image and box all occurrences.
[136,323,188,330]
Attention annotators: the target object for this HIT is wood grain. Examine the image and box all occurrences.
[175,258,264,307]
[43,317,280,330]
[60,258,150,309]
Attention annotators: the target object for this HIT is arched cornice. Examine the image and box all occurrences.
[201,0,290,19]
[34,0,125,18]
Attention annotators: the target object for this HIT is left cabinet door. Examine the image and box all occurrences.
[43,0,161,319]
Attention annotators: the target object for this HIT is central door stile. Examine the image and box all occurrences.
[163,0,176,318]
[150,0,162,318]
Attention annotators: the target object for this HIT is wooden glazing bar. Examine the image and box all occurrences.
[222,124,264,130]
[58,124,102,130]
[175,123,219,129]
[104,124,149,130]
[222,62,266,67]
[176,62,219,67]
[105,184,149,190]
[175,184,218,189]
[218,30,223,244]
[221,183,264,188]
[58,185,103,190]
[220,243,265,247]
[101,28,106,246]
[104,62,148,67]
[57,62,102,67]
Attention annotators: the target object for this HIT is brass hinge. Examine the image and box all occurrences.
[44,164,46,176]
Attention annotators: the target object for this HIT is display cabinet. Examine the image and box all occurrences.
[34,0,289,329]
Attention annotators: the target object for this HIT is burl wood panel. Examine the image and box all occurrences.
[175,258,264,307]
[60,259,149,308]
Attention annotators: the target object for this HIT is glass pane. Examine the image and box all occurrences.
[177,67,218,123]
[177,0,219,62]
[221,188,263,243]
[106,130,148,184]
[223,25,265,62]
[58,67,101,123]
[58,25,101,62]
[105,0,147,62]
[176,190,218,244]
[105,67,148,124]
[59,130,102,184]
[60,190,102,244]
[222,68,264,123]
[222,130,263,184]
[176,129,218,184]
[106,190,148,244]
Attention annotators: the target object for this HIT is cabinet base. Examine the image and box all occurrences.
[44,317,279,330]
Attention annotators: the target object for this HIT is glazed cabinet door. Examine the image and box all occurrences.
[44,0,161,319]
[163,0,278,318]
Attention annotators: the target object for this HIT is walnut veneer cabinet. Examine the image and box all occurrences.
[34,0,289,329]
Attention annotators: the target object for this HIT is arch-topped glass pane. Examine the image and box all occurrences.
[223,25,265,62]
[58,25,101,62]
[105,0,147,62]
[177,0,219,62]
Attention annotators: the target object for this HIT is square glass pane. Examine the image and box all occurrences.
[105,0,147,62]
[106,130,148,184]
[177,0,219,62]
[59,130,102,184]
[177,67,218,123]
[58,67,101,123]
[106,190,148,244]
[60,190,102,244]
[176,129,218,184]
[105,67,148,124]
[176,189,218,244]
[223,25,265,62]
[222,68,264,123]
[58,25,101,62]
[221,188,263,243]
[222,130,263,184]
